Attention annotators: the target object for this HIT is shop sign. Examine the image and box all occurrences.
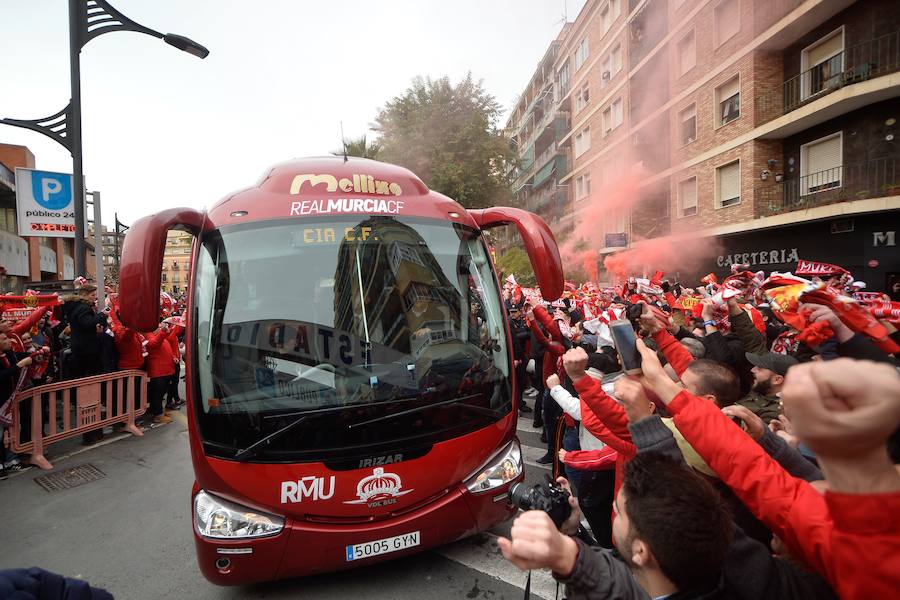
[717,248,799,269]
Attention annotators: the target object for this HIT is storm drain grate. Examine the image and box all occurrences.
[33,464,106,493]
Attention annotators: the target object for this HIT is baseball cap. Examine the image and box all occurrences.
[745,352,799,376]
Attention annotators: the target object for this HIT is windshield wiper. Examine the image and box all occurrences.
[346,393,506,430]
[233,403,358,461]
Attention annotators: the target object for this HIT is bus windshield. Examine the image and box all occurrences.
[192,215,511,463]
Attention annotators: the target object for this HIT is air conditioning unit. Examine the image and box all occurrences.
[602,70,611,80]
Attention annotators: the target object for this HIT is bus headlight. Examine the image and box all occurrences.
[194,490,284,539]
[464,440,522,493]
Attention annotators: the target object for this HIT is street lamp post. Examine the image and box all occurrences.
[1,0,208,278]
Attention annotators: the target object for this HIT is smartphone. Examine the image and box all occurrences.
[609,319,642,374]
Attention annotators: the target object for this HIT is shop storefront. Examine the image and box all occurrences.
[693,211,899,293]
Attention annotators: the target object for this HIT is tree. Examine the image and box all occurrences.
[374,74,516,209]
[333,134,381,159]
[495,247,536,287]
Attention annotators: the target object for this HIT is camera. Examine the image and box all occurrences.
[507,478,572,529]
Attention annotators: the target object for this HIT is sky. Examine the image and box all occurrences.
[0,0,585,229]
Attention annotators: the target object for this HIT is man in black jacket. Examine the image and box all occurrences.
[507,304,533,415]
[61,285,106,380]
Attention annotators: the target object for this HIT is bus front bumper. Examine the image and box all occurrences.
[194,480,519,585]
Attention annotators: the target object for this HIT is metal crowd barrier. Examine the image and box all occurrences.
[9,369,149,470]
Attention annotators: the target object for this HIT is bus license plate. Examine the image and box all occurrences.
[345,531,420,561]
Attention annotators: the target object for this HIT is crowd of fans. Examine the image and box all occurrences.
[500,261,900,599]
[0,280,187,477]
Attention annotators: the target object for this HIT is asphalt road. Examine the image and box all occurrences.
[0,391,562,600]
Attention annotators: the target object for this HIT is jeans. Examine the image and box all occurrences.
[562,425,582,493]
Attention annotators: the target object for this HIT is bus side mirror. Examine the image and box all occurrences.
[119,207,205,332]
[469,207,564,301]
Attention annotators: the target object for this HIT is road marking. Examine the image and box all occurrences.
[521,441,551,471]
[436,532,559,600]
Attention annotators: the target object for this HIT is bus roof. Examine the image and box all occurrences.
[206,156,479,229]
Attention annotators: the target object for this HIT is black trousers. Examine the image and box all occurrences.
[514,360,527,408]
[148,376,169,416]
[166,362,182,403]
[577,469,616,549]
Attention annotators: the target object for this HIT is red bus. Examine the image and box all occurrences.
[118,158,562,584]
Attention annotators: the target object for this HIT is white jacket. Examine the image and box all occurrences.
[549,385,607,452]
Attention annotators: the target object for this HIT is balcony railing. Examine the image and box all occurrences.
[754,157,899,218]
[756,31,900,124]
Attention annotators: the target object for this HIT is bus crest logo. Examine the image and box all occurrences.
[343,467,413,508]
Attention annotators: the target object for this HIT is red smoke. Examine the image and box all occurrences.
[602,235,724,282]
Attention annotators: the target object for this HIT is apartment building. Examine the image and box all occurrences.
[512,0,900,291]
[505,25,573,244]
[161,230,192,295]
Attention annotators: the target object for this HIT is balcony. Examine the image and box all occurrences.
[754,157,899,218]
[757,31,900,124]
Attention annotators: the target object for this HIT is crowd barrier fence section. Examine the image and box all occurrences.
[9,369,149,470]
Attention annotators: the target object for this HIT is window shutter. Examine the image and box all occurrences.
[716,0,740,43]
[808,33,843,67]
[718,161,740,205]
[719,77,740,102]
[804,134,842,190]
[680,178,697,211]
[679,33,695,74]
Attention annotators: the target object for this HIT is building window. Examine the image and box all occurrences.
[161,274,167,283]
[714,0,740,46]
[677,31,696,76]
[575,83,590,113]
[715,76,740,127]
[600,0,620,33]
[558,61,571,96]
[678,177,698,217]
[679,104,696,145]
[575,37,589,70]
[605,207,626,234]
[716,160,741,207]
[603,98,623,135]
[801,28,844,100]
[574,126,591,157]
[601,43,622,87]
[575,173,591,200]
[0,209,15,233]
[801,132,842,195]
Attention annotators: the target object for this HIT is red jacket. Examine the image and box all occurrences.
[528,306,566,383]
[145,329,175,379]
[167,329,182,362]
[109,312,144,370]
[651,329,694,377]
[573,376,636,493]
[667,389,900,599]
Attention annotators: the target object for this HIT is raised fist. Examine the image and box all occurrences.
[782,359,900,459]
[561,347,589,382]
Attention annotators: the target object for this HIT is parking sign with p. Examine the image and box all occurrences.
[15,168,77,238]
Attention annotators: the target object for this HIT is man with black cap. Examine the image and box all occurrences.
[738,352,799,424]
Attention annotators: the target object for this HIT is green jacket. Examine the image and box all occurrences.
[737,391,782,424]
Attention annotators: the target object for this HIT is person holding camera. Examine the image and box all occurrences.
[500,452,734,599]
